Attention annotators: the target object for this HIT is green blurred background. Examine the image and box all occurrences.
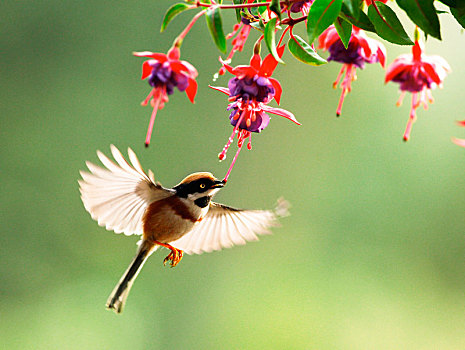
[1,1,465,349]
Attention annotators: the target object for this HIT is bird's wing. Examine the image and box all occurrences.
[79,145,174,236]
[170,198,289,254]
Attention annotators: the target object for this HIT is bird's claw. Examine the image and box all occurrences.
[163,249,183,267]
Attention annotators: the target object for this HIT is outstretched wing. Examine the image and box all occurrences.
[79,145,174,236]
[171,198,289,254]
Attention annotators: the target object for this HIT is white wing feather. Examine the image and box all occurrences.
[171,198,289,254]
[79,145,173,236]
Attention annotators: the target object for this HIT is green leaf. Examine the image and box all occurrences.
[233,0,242,22]
[396,0,441,40]
[307,0,343,45]
[259,5,268,14]
[451,3,465,29]
[367,2,413,45]
[270,0,282,20]
[288,35,327,66]
[160,3,191,33]
[447,0,465,29]
[264,17,284,63]
[342,0,360,20]
[340,9,376,32]
[205,6,227,53]
[334,16,352,49]
[249,5,266,16]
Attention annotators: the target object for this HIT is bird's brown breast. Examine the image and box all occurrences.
[142,196,202,243]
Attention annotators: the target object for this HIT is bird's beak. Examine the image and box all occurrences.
[211,180,225,189]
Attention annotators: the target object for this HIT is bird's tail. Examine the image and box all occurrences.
[106,240,157,314]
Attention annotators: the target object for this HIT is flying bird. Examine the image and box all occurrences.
[79,145,288,313]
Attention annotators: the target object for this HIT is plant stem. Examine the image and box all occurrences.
[281,14,307,26]
[174,9,207,47]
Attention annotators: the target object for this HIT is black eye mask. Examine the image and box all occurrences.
[173,179,213,198]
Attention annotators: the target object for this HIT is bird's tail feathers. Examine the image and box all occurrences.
[106,240,157,314]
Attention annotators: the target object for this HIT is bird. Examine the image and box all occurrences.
[78,145,289,313]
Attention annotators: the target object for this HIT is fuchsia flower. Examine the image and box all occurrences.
[134,47,198,146]
[319,25,386,116]
[211,45,301,181]
[385,40,450,141]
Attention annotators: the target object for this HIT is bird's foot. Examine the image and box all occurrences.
[151,240,184,267]
[163,248,183,267]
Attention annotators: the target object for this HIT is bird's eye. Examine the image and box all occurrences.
[199,183,206,189]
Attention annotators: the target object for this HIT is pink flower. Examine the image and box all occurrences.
[385,40,450,141]
[319,25,386,116]
[134,47,198,146]
[210,45,300,181]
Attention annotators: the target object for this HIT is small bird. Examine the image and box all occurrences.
[79,145,288,313]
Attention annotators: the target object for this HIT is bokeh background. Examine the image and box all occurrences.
[1,1,465,349]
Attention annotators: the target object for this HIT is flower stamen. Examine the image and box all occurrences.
[145,92,163,147]
[223,139,244,183]
[396,91,407,107]
[404,93,418,141]
[141,89,155,106]
[333,65,346,89]
[219,128,238,161]
[336,64,355,117]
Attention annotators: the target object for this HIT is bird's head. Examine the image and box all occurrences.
[173,172,225,202]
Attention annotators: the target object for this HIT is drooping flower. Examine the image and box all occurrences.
[210,45,300,181]
[319,25,386,116]
[385,40,450,141]
[134,47,198,146]
[452,120,465,147]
